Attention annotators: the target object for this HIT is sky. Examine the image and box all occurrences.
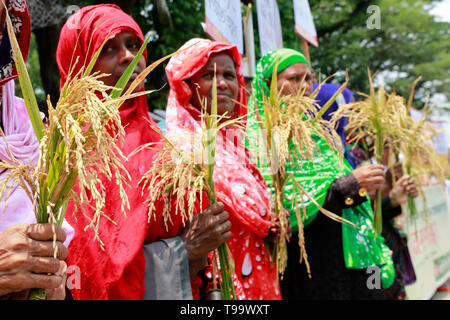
[430,0,450,22]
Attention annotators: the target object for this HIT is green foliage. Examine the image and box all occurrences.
[301,0,450,108]
[28,0,450,113]
[131,0,208,110]
[15,32,45,103]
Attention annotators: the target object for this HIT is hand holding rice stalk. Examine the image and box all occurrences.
[132,68,240,300]
[254,61,354,277]
[331,70,407,235]
[395,95,445,223]
[0,10,172,299]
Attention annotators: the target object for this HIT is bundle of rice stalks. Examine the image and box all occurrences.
[330,70,410,236]
[397,100,445,222]
[133,69,241,300]
[252,62,354,278]
[1,9,173,299]
[335,72,445,230]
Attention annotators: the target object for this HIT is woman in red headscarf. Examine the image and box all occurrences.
[57,5,231,300]
[165,38,282,300]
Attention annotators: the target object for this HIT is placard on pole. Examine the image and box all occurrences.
[204,0,244,54]
[293,0,318,65]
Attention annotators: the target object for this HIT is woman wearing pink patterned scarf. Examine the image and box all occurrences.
[0,0,73,300]
[165,38,281,300]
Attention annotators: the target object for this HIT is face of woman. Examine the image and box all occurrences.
[93,30,146,92]
[276,62,313,97]
[189,52,239,117]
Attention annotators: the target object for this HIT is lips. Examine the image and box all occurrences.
[130,71,139,81]
[216,93,231,100]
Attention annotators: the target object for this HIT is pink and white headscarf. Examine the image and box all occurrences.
[165,38,281,300]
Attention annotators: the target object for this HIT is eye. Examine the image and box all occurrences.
[102,45,115,54]
[225,71,237,79]
[202,72,214,80]
[127,41,140,52]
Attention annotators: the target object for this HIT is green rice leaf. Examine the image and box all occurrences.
[5,11,44,141]
[110,33,151,99]
[52,171,78,218]
[83,34,111,78]
[206,68,218,204]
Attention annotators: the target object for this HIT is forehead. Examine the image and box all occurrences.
[203,52,236,70]
[106,30,140,43]
[278,62,308,77]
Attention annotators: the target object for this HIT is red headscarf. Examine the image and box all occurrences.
[165,38,281,300]
[57,5,184,300]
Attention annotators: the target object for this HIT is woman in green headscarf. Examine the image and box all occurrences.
[245,48,395,300]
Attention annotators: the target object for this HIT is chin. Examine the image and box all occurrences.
[125,81,145,94]
[217,106,236,117]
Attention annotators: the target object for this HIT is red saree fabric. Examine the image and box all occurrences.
[165,38,281,300]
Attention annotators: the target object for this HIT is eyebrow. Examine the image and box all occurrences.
[203,64,236,72]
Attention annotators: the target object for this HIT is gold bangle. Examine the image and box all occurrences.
[358,188,368,197]
[345,197,354,206]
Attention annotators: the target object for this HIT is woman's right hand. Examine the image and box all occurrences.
[352,164,386,195]
[0,223,68,299]
[180,202,232,279]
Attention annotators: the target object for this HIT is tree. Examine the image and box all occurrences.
[131,0,208,110]
[27,0,450,112]
[277,0,450,109]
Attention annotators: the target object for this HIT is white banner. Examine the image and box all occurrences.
[256,0,283,56]
[410,107,423,122]
[205,0,244,53]
[431,121,448,155]
[399,184,450,299]
[293,0,318,47]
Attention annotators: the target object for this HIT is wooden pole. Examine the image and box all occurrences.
[301,37,311,65]
[243,3,253,77]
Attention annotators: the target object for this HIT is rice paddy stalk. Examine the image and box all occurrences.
[254,60,354,278]
[331,69,405,236]
[133,67,239,300]
[206,67,235,300]
[399,100,444,224]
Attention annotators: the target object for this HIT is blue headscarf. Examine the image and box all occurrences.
[313,83,358,168]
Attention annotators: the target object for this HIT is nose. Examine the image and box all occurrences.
[305,80,313,96]
[297,79,312,96]
[217,76,228,90]
[119,46,135,65]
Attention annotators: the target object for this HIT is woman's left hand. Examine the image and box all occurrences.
[266,216,292,243]
[389,175,418,207]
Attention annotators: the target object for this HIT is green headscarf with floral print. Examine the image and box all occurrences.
[245,48,395,288]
